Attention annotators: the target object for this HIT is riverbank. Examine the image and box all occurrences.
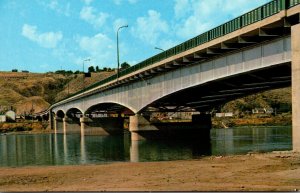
[0,122,49,133]
[212,114,291,128]
[0,151,299,191]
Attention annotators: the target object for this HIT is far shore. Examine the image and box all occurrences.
[0,114,292,134]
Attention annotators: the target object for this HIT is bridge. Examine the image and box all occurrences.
[38,0,300,151]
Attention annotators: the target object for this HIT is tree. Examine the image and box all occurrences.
[120,62,130,70]
[88,66,95,73]
[95,66,100,72]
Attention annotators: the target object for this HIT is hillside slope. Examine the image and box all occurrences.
[221,87,291,114]
[0,72,72,114]
[0,71,114,115]
[0,71,292,116]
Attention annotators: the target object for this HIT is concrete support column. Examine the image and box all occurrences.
[130,140,139,162]
[54,116,58,133]
[292,23,300,151]
[129,114,158,141]
[63,117,68,134]
[80,116,89,136]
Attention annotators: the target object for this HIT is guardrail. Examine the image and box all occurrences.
[54,0,300,106]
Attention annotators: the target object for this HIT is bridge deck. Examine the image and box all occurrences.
[51,0,300,108]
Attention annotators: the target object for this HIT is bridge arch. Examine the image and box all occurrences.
[84,102,135,117]
[66,108,83,119]
[56,110,65,118]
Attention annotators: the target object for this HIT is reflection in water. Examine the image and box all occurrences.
[63,133,68,165]
[0,126,292,167]
[211,126,292,155]
[80,135,87,164]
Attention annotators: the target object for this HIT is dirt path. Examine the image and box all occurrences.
[0,151,300,191]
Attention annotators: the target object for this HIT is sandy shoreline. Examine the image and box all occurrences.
[0,151,299,191]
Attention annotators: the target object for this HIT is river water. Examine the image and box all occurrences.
[0,126,291,167]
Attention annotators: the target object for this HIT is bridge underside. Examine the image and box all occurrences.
[144,63,291,113]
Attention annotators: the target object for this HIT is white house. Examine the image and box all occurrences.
[5,110,16,121]
[0,115,6,122]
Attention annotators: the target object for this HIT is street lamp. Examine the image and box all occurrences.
[117,24,128,79]
[82,58,91,74]
[82,58,90,90]
[155,47,165,52]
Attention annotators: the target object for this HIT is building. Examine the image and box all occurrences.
[5,110,16,121]
[0,115,6,123]
[215,112,234,118]
[252,108,274,114]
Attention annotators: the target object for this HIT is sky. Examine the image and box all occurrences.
[0,0,271,73]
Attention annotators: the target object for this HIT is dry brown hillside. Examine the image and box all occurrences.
[0,71,114,115]
[0,71,291,116]
[55,71,114,101]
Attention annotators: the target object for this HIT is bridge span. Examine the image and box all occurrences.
[37,0,300,151]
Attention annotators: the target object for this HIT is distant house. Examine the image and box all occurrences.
[215,112,233,118]
[0,115,6,122]
[252,108,274,114]
[5,110,16,121]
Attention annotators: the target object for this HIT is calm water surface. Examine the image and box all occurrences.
[0,126,292,167]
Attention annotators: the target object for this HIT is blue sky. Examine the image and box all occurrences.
[0,0,270,73]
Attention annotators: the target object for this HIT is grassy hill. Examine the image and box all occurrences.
[0,71,114,115]
[0,71,292,117]
[221,87,291,114]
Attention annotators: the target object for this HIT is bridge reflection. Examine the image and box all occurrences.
[0,126,291,167]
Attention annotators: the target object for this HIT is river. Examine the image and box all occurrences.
[0,126,291,167]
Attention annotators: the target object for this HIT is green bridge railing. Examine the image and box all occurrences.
[55,0,300,105]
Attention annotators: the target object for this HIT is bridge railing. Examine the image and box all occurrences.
[290,0,300,7]
[54,0,300,106]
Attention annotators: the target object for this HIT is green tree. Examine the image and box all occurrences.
[88,66,95,73]
[96,66,100,72]
[120,62,130,70]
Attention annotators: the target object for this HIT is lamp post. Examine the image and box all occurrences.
[82,58,90,74]
[155,47,165,52]
[117,24,128,79]
[82,58,90,90]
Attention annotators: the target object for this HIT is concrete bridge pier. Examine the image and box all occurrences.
[62,116,81,134]
[129,115,158,141]
[80,116,88,136]
[80,116,124,136]
[53,115,57,133]
[63,117,67,134]
[54,116,64,134]
[129,114,212,141]
[292,23,300,152]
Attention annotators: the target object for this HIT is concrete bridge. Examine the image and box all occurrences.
[39,0,300,150]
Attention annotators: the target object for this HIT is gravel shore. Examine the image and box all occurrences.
[0,151,299,191]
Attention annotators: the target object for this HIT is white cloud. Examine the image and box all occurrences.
[21,24,63,48]
[174,0,191,18]
[175,0,270,39]
[82,0,94,5]
[113,0,139,5]
[78,33,116,67]
[132,10,169,46]
[80,6,109,28]
[38,0,71,16]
